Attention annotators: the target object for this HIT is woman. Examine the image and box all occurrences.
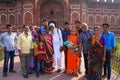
[88,26,106,80]
[66,27,80,77]
[49,23,63,73]
[40,27,54,74]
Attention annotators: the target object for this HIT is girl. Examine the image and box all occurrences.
[33,35,39,70]
[36,40,46,77]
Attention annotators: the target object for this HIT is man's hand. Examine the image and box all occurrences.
[102,56,106,65]
[3,47,6,52]
[111,48,115,58]
[30,49,33,54]
[110,53,114,58]
[18,50,22,56]
[60,46,64,52]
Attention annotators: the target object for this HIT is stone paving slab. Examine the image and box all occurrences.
[0,53,120,80]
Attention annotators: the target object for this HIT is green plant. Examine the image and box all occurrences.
[0,50,4,61]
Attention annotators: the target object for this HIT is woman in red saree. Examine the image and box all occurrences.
[39,27,54,74]
[66,28,80,77]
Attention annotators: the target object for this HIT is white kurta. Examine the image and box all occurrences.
[52,29,63,59]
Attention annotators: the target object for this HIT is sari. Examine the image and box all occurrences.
[66,34,80,75]
[40,34,53,73]
[88,35,105,80]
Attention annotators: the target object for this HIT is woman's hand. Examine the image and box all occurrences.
[102,56,106,65]
[70,45,76,49]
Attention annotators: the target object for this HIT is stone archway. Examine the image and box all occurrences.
[39,0,65,28]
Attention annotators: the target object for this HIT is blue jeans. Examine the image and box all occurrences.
[36,59,44,74]
[104,51,111,79]
[3,50,15,73]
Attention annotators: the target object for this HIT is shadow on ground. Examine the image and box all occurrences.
[0,56,86,80]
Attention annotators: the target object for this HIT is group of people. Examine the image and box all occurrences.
[0,19,116,80]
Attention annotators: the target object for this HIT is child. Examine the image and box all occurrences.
[65,41,78,54]
[36,40,46,77]
[29,34,38,70]
[33,35,39,70]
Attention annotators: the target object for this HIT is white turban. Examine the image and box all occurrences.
[49,23,57,34]
[49,23,55,28]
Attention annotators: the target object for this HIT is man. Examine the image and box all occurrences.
[101,23,116,80]
[18,25,33,78]
[75,20,82,74]
[78,23,93,77]
[75,20,82,35]
[49,23,63,73]
[61,22,70,72]
[39,19,48,34]
[0,24,16,77]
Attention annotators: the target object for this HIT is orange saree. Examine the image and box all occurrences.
[66,35,80,75]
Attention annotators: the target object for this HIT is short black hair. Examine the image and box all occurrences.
[39,40,44,44]
[75,20,81,23]
[6,24,12,28]
[102,23,109,28]
[34,35,39,38]
[23,25,29,28]
[42,18,48,22]
[64,21,69,25]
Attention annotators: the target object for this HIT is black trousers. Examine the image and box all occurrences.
[83,53,88,75]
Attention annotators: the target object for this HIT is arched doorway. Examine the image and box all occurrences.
[40,0,65,28]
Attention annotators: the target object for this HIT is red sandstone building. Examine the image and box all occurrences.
[0,0,120,33]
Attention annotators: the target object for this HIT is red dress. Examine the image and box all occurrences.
[36,46,46,60]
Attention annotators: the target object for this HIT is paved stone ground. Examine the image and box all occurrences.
[0,53,120,80]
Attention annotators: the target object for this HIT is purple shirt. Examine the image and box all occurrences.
[62,29,70,42]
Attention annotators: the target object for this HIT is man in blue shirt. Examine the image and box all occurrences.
[39,19,48,34]
[0,24,17,77]
[101,23,116,80]
[61,22,70,72]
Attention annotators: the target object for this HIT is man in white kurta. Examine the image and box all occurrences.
[49,23,63,73]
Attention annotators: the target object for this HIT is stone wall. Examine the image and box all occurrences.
[0,0,120,33]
